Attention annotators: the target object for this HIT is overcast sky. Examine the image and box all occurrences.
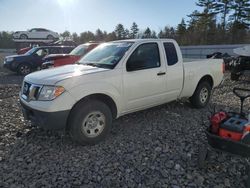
[0,0,201,33]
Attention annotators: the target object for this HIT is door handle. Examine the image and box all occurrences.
[157,72,166,76]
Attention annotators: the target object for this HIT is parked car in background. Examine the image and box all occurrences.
[42,42,100,69]
[13,28,59,40]
[3,46,74,75]
[19,39,224,145]
[17,39,77,55]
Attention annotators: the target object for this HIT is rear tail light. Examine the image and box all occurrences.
[222,62,225,74]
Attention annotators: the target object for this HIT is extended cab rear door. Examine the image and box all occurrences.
[123,41,168,112]
[162,41,184,100]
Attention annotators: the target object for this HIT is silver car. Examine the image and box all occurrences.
[13,28,59,40]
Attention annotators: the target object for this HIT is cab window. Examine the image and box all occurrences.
[127,43,160,71]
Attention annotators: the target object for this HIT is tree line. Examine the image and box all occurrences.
[0,0,249,49]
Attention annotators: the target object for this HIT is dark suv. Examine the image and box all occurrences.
[3,46,74,75]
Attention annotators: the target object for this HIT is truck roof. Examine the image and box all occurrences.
[112,38,177,43]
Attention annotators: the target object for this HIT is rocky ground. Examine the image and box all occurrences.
[0,70,250,187]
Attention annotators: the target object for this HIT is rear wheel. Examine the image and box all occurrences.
[68,100,112,145]
[20,34,28,39]
[190,81,212,108]
[47,35,54,40]
[17,64,32,75]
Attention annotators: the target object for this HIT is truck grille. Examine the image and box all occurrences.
[22,81,41,101]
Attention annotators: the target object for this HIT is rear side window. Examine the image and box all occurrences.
[49,48,60,54]
[164,42,178,66]
[63,47,73,54]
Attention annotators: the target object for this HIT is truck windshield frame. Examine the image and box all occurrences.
[78,42,134,69]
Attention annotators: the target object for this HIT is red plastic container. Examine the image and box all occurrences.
[210,112,227,134]
[219,128,243,141]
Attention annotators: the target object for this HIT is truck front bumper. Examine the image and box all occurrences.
[20,100,70,130]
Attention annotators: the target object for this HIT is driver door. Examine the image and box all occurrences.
[123,42,167,112]
[32,48,49,66]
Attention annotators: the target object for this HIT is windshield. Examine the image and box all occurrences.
[70,45,87,56]
[25,47,38,55]
[78,42,134,69]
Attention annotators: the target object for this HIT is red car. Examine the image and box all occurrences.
[42,42,100,68]
[17,39,77,55]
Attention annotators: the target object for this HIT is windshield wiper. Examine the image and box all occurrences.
[77,62,113,69]
[85,63,100,67]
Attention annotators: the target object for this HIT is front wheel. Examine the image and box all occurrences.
[189,81,212,108]
[17,64,32,75]
[68,100,112,145]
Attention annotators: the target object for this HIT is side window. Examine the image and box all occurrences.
[35,49,48,57]
[127,43,160,71]
[164,42,178,66]
[63,47,73,54]
[49,48,60,54]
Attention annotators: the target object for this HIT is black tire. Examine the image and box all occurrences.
[231,73,239,81]
[17,64,32,75]
[47,35,54,40]
[20,34,28,39]
[190,81,212,108]
[68,100,112,145]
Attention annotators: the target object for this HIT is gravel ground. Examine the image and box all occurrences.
[1,72,250,187]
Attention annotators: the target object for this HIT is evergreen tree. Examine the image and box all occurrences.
[95,29,104,41]
[130,22,139,38]
[142,27,152,38]
[72,32,79,44]
[214,0,234,30]
[124,29,130,39]
[79,31,95,43]
[60,30,71,38]
[106,31,117,41]
[229,0,250,27]
[176,19,187,45]
[151,31,157,38]
[115,24,125,39]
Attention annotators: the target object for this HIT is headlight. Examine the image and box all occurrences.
[38,86,65,101]
[6,57,14,62]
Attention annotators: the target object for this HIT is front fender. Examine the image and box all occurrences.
[66,82,123,117]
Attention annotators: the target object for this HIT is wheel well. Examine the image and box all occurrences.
[70,93,117,119]
[20,34,27,37]
[66,93,118,131]
[198,75,214,88]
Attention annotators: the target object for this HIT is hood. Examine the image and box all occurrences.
[43,54,72,61]
[5,54,29,60]
[43,54,74,61]
[24,64,110,85]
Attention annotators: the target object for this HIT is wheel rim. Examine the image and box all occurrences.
[81,111,106,138]
[48,35,53,40]
[20,35,27,39]
[20,65,31,75]
[200,87,209,103]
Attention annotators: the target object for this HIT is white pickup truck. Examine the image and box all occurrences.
[20,39,224,145]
